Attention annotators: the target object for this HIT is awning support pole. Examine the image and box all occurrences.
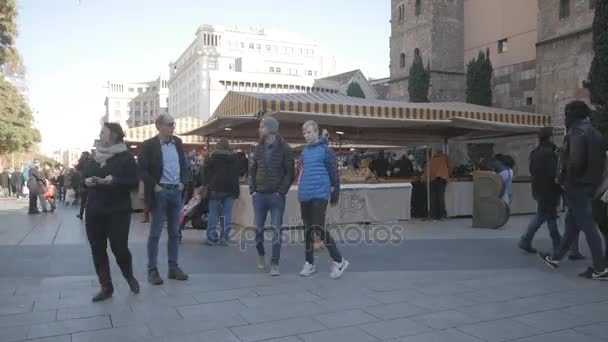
[427,147,431,219]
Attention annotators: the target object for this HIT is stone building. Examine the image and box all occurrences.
[389,0,465,102]
[389,0,596,129]
[536,0,595,127]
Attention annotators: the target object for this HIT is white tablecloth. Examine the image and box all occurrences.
[446,181,536,217]
[232,183,412,228]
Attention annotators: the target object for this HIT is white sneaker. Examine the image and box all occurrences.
[329,259,349,279]
[299,262,316,277]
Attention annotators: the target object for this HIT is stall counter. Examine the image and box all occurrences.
[232,183,412,228]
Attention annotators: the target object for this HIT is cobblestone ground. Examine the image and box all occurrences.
[0,197,606,342]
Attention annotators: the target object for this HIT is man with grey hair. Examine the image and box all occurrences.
[249,117,294,276]
[139,114,190,285]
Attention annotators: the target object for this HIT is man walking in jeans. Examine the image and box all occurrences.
[539,101,608,280]
[249,117,294,276]
[140,114,189,285]
[519,127,562,254]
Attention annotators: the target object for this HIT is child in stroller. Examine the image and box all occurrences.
[179,186,209,242]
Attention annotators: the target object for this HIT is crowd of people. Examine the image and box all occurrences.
[4,99,607,303]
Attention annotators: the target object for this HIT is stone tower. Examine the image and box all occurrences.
[389,0,465,102]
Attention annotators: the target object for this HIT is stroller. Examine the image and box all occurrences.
[179,187,209,240]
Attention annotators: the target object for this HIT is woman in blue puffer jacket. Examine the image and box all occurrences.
[298,120,349,279]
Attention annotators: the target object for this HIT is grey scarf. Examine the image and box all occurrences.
[95,143,127,167]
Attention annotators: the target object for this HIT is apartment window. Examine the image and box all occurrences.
[240,42,245,48]
[276,67,281,73]
[208,61,217,69]
[415,0,421,16]
[269,67,275,73]
[287,47,293,54]
[498,39,508,53]
[137,87,143,93]
[266,45,271,52]
[128,87,134,93]
[559,0,570,19]
[249,43,255,49]
[152,86,157,91]
[256,44,261,51]
[307,70,313,76]
[398,4,404,22]
[526,97,534,106]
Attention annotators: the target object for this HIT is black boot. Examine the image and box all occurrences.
[93,263,113,302]
[92,286,113,302]
[119,261,140,294]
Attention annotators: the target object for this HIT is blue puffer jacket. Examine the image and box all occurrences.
[298,138,339,202]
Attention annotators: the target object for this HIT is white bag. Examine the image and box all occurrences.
[22,186,29,196]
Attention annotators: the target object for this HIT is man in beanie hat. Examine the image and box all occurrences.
[249,117,294,276]
[539,101,608,280]
[519,127,562,254]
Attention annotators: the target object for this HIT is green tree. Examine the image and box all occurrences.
[0,0,20,70]
[466,49,493,106]
[0,76,40,154]
[346,81,366,98]
[587,0,608,136]
[407,54,430,103]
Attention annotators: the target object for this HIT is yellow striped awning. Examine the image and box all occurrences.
[211,91,552,127]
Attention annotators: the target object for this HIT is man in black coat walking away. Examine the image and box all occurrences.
[0,168,9,198]
[10,168,23,199]
[77,152,93,219]
[519,128,562,254]
[539,101,608,280]
[27,160,47,214]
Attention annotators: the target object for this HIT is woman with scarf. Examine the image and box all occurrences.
[298,120,349,279]
[84,122,140,302]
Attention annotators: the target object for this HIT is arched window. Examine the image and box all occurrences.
[414,48,420,57]
[415,0,421,16]
[400,53,406,68]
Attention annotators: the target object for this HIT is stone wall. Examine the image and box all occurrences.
[536,0,594,126]
[493,60,537,113]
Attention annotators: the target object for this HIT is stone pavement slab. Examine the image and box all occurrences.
[2,202,608,341]
[456,318,544,342]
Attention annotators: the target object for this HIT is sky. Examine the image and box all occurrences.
[15,0,390,153]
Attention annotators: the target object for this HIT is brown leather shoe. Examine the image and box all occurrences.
[148,269,164,285]
[168,266,188,281]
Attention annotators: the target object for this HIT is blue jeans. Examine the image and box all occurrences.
[554,187,606,271]
[147,188,182,271]
[520,204,561,252]
[253,192,285,264]
[207,196,235,242]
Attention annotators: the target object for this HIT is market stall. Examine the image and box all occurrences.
[187,91,556,225]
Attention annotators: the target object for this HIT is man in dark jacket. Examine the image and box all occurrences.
[139,114,190,285]
[249,117,294,276]
[203,138,240,245]
[540,101,608,280]
[10,168,23,199]
[0,168,9,197]
[27,160,47,214]
[77,152,93,219]
[519,128,562,254]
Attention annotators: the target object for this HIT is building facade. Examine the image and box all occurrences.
[536,0,595,127]
[389,0,466,102]
[464,0,538,113]
[314,70,379,99]
[103,76,169,128]
[168,25,337,121]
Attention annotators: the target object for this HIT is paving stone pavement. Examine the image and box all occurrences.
[0,198,607,342]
